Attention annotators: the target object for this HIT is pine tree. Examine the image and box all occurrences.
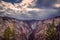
[3,27,15,40]
[46,19,56,40]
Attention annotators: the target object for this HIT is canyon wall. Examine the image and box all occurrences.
[0,17,60,40]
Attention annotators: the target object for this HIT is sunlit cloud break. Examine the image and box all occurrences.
[54,4,60,8]
[20,0,37,8]
[0,0,37,12]
[0,0,59,20]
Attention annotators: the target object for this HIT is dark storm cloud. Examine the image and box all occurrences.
[56,0,60,4]
[36,0,57,8]
[56,8,60,16]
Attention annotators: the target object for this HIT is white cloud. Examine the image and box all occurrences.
[0,0,39,14]
[53,0,60,8]
[0,0,59,20]
[54,4,60,8]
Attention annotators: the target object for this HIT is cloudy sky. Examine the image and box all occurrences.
[0,0,60,20]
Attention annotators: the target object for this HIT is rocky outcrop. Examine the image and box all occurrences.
[0,16,60,40]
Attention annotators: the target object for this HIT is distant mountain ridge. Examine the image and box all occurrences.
[0,15,60,21]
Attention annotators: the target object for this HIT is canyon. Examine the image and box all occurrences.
[0,16,60,40]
